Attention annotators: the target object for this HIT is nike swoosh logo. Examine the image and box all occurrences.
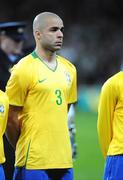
[38,79,47,83]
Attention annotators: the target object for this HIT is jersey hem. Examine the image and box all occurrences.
[15,164,73,169]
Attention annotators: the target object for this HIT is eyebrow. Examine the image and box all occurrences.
[49,26,64,31]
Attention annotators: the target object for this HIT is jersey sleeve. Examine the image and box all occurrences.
[0,92,9,135]
[68,66,77,104]
[6,64,32,106]
[97,79,118,158]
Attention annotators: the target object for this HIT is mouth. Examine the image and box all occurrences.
[55,42,62,46]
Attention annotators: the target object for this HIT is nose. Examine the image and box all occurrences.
[57,30,63,38]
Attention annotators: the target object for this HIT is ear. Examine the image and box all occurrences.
[35,30,41,40]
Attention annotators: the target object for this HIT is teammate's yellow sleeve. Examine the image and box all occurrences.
[97,80,118,158]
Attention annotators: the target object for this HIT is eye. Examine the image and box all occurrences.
[50,27,58,32]
[50,27,64,33]
[61,27,64,33]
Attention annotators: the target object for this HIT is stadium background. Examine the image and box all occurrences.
[1,0,123,179]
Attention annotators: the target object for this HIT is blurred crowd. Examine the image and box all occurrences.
[1,19,121,87]
[60,20,123,86]
[1,20,122,87]
[1,0,123,87]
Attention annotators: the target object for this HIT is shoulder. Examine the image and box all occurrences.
[0,91,9,115]
[102,72,123,91]
[8,53,37,87]
[16,53,34,67]
[0,90,9,104]
[11,53,34,74]
[104,72,123,85]
[57,55,76,73]
[0,90,7,98]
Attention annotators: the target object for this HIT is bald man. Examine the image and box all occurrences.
[6,12,77,180]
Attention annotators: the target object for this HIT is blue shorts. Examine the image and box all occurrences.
[13,167,74,180]
[0,165,5,180]
[104,155,123,180]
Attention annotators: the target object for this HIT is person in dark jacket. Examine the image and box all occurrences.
[0,22,27,91]
[0,22,27,180]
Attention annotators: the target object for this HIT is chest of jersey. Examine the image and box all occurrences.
[24,60,73,109]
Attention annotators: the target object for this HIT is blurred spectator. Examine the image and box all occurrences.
[0,21,27,180]
[0,22,27,91]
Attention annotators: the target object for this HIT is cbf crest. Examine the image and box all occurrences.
[64,71,71,85]
[0,104,4,114]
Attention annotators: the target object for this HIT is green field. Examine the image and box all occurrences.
[74,110,104,180]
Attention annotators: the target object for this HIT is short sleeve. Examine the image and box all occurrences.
[0,91,9,135]
[6,64,31,106]
[68,66,77,104]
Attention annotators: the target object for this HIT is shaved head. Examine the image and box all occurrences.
[33,12,62,32]
[33,12,64,53]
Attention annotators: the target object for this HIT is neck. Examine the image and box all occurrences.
[34,48,57,70]
[35,47,56,63]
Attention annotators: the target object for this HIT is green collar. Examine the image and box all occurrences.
[31,51,58,72]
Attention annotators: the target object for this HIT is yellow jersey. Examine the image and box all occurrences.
[6,51,77,169]
[98,71,123,158]
[0,90,9,164]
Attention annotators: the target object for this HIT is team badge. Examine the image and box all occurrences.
[64,71,71,85]
[0,105,4,113]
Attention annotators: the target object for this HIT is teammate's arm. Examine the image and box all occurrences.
[97,81,117,158]
[5,105,22,149]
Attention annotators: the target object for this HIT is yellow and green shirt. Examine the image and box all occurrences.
[97,72,123,159]
[6,51,77,169]
[0,90,9,164]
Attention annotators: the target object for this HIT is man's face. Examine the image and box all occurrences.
[0,35,23,55]
[38,17,64,52]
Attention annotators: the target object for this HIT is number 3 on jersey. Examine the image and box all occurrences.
[55,89,62,105]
